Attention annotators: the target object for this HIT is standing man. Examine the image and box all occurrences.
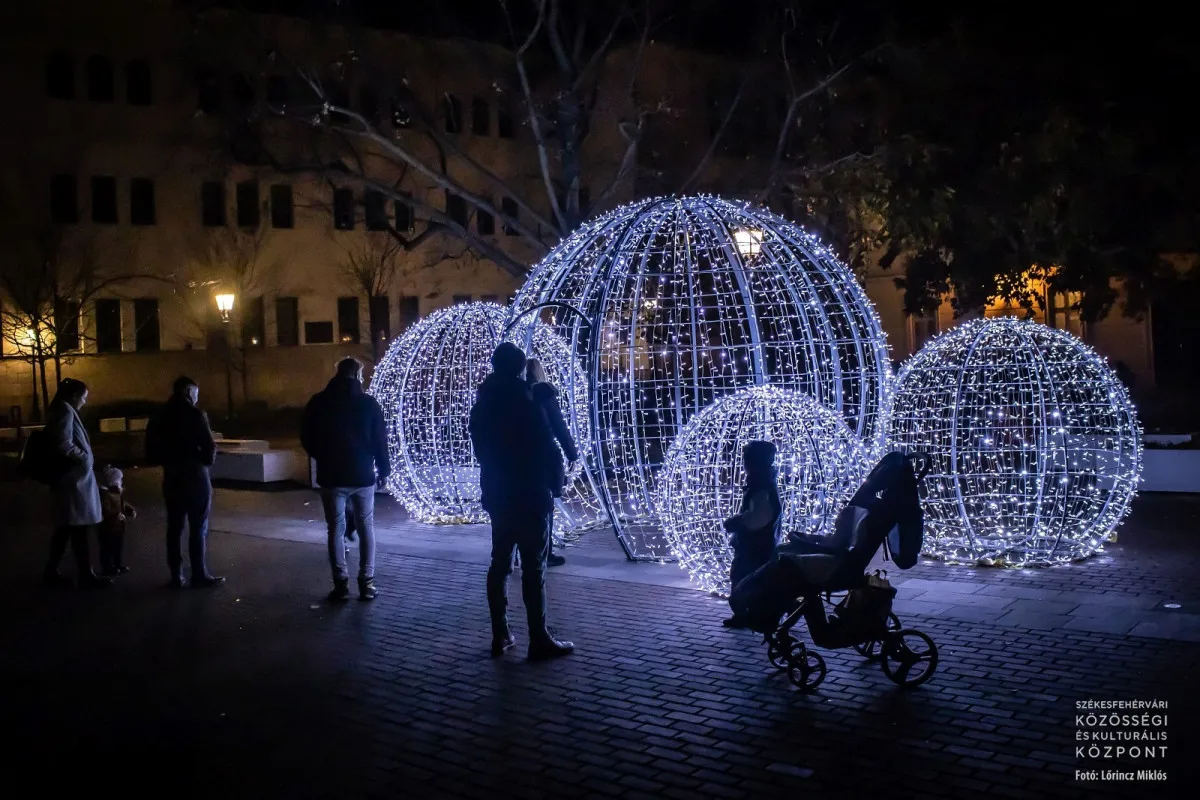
[301,357,390,602]
[145,376,223,589]
[469,342,574,660]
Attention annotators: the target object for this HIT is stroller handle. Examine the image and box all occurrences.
[904,451,933,481]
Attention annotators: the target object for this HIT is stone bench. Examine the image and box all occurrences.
[212,448,308,484]
[216,439,272,453]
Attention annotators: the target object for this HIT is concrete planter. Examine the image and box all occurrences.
[1141,448,1200,493]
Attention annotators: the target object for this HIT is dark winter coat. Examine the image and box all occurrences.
[469,372,559,516]
[301,377,390,489]
[530,381,580,498]
[145,395,217,486]
[723,467,783,555]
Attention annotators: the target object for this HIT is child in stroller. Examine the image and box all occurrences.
[728,451,939,692]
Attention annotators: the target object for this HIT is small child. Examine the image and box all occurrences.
[98,465,137,576]
[722,440,783,628]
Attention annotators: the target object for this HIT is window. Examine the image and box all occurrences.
[337,297,361,343]
[359,84,380,124]
[270,184,293,229]
[242,296,265,347]
[481,295,499,303]
[502,197,519,235]
[86,55,114,102]
[471,97,490,135]
[908,314,938,355]
[369,295,390,342]
[399,295,419,330]
[229,72,255,111]
[497,104,515,138]
[446,192,467,227]
[126,59,152,105]
[133,298,160,351]
[365,190,389,231]
[304,321,334,345]
[276,297,299,346]
[95,299,122,353]
[46,52,74,99]
[201,181,225,226]
[1048,291,1084,338]
[55,299,81,352]
[452,295,471,305]
[236,181,259,227]
[391,95,411,128]
[333,188,355,230]
[50,175,78,224]
[444,93,462,133]
[91,176,117,224]
[395,197,414,233]
[130,178,155,226]
[477,204,495,235]
[266,75,290,106]
[196,67,222,114]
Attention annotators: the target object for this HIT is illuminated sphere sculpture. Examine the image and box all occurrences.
[888,317,1142,567]
[509,195,891,560]
[657,385,869,595]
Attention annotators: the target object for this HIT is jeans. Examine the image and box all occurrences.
[321,486,376,583]
[487,508,550,639]
[165,479,212,580]
[45,525,93,578]
[729,541,777,613]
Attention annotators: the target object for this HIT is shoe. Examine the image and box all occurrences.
[491,632,516,658]
[78,572,113,590]
[723,616,749,629]
[168,577,187,590]
[547,553,566,567]
[101,566,131,577]
[42,572,73,589]
[528,635,574,661]
[328,580,350,603]
[193,575,225,588]
[358,578,377,601]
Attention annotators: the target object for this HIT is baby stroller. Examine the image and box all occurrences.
[728,452,938,693]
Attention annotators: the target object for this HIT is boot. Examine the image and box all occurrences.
[78,571,113,590]
[328,578,350,603]
[491,628,516,658]
[357,577,377,601]
[528,632,574,661]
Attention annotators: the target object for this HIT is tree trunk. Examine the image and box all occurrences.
[37,355,50,417]
[53,347,62,386]
[29,360,42,423]
[240,347,249,407]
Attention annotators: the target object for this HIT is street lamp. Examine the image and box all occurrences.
[215,293,236,322]
[214,292,236,419]
[733,228,763,257]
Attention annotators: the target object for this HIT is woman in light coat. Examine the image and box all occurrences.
[42,378,111,589]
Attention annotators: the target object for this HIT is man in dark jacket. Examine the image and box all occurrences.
[145,376,223,589]
[301,357,390,602]
[469,342,574,660]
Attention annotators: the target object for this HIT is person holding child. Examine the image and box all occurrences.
[722,440,783,629]
[97,465,136,576]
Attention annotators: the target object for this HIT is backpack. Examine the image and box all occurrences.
[882,453,926,570]
[17,428,69,485]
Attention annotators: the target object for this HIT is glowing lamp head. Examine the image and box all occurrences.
[733,228,763,257]
[215,293,236,321]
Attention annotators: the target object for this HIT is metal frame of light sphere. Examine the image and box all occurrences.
[888,317,1142,567]
[508,194,892,561]
[657,385,869,596]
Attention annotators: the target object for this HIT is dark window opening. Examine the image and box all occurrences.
[55,299,81,352]
[444,93,462,133]
[126,59,152,105]
[270,184,294,229]
[365,190,389,231]
[266,75,290,106]
[333,188,355,230]
[395,197,414,233]
[359,84,380,124]
[481,294,499,303]
[130,178,155,225]
[305,320,334,345]
[95,299,122,353]
[477,205,495,235]
[196,67,222,114]
[398,296,419,330]
[242,296,265,347]
[87,55,114,102]
[201,181,225,226]
[46,52,74,99]
[276,297,299,346]
[446,192,467,227]
[369,295,390,342]
[452,295,471,305]
[134,298,160,351]
[91,176,117,224]
[502,197,518,235]
[497,104,515,138]
[236,181,259,228]
[229,72,255,111]
[471,97,489,135]
[50,175,78,224]
[338,296,361,343]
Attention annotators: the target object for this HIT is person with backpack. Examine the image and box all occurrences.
[722,440,783,629]
[145,376,223,589]
[38,378,111,589]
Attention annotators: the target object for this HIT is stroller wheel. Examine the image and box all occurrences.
[881,629,938,689]
[787,647,826,692]
[854,613,902,661]
[767,634,797,671]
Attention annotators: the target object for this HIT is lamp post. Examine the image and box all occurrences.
[215,293,235,419]
[733,228,763,257]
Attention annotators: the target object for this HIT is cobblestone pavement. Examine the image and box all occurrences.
[2,476,1198,798]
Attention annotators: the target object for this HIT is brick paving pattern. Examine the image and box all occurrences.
[2,478,1198,798]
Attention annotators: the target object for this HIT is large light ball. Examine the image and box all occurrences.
[509,195,892,560]
[657,385,870,595]
[888,317,1142,567]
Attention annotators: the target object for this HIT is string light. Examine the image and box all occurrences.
[509,195,892,560]
[657,385,870,595]
[887,317,1142,567]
